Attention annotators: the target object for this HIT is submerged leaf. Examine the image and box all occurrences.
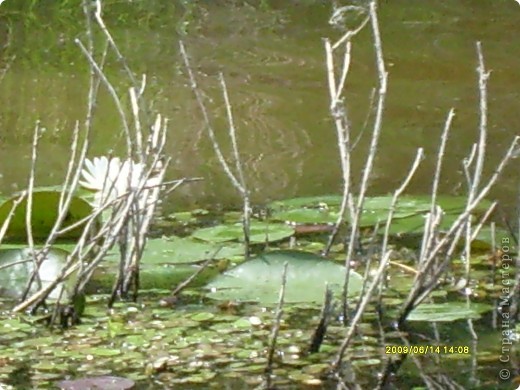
[407,302,492,322]
[206,250,363,304]
[0,248,69,300]
[57,376,134,390]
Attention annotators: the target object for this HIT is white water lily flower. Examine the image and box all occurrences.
[80,156,160,209]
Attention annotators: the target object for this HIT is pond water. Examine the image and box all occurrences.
[0,2,518,388]
[0,0,518,214]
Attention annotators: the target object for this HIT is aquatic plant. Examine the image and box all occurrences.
[79,156,161,210]
[0,0,182,321]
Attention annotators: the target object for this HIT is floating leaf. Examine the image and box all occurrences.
[0,317,34,332]
[471,226,517,252]
[268,195,343,211]
[407,302,492,322]
[89,237,239,293]
[192,221,294,244]
[271,208,339,224]
[82,348,122,357]
[141,237,244,265]
[268,195,492,232]
[191,312,215,322]
[376,213,458,235]
[206,250,363,304]
[0,248,69,300]
[167,211,197,223]
[0,189,94,242]
[364,195,491,215]
[233,318,253,329]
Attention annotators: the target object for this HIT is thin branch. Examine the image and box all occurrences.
[264,262,289,389]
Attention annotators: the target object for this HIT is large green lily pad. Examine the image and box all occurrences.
[206,250,363,304]
[0,189,94,242]
[0,247,69,300]
[191,221,294,244]
[88,237,242,293]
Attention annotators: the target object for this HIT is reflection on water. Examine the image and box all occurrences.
[0,1,518,213]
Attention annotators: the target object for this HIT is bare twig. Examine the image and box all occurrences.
[0,192,26,244]
[332,250,392,371]
[219,73,251,257]
[20,123,42,301]
[180,41,251,258]
[340,0,388,324]
[264,262,289,389]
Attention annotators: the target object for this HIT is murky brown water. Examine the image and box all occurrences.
[0,1,518,213]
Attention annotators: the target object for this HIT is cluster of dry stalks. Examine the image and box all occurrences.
[0,0,195,324]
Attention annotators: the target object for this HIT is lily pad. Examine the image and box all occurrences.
[141,237,244,265]
[407,302,492,322]
[206,250,363,304]
[0,247,69,300]
[268,195,493,231]
[192,221,294,244]
[377,213,459,236]
[364,195,491,216]
[271,208,339,224]
[191,312,215,322]
[88,236,239,293]
[268,195,343,211]
[0,189,94,242]
[82,348,122,357]
[471,226,517,252]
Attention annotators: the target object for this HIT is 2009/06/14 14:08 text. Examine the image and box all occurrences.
[385,345,470,355]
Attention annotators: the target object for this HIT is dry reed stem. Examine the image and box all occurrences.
[0,192,25,245]
[20,123,43,301]
[333,147,423,371]
[219,73,251,254]
[339,0,387,324]
[75,38,133,156]
[179,41,251,257]
[397,136,518,324]
[420,109,455,261]
[462,42,491,282]
[332,250,392,371]
[264,262,289,389]
[323,37,353,256]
